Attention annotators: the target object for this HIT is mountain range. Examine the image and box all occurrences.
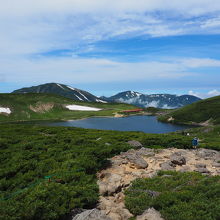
[12,83,201,109]
[101,91,201,109]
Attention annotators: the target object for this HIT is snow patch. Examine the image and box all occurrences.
[67,85,76,91]
[66,105,101,111]
[56,83,65,90]
[96,99,107,103]
[78,91,89,101]
[75,94,83,101]
[0,107,11,114]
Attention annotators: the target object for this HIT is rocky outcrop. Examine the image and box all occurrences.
[136,208,164,220]
[97,147,220,220]
[72,208,111,220]
[127,140,143,149]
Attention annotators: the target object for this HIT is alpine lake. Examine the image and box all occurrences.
[41,115,192,134]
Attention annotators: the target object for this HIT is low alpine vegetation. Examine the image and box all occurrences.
[125,171,220,220]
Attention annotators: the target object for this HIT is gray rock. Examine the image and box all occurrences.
[179,166,191,172]
[127,140,143,148]
[72,208,111,220]
[136,208,164,220]
[170,154,186,166]
[160,161,175,171]
[195,167,210,174]
[137,147,155,157]
[196,149,217,159]
[212,163,220,168]
[195,163,206,168]
[100,173,123,195]
[126,154,148,169]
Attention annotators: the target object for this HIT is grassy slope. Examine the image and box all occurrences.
[0,124,192,219]
[0,93,136,122]
[158,95,220,125]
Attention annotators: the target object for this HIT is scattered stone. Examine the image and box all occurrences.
[99,173,123,196]
[212,163,220,168]
[137,147,155,157]
[72,208,111,220]
[127,140,143,148]
[179,166,191,173]
[160,161,175,171]
[195,167,210,174]
[195,163,206,168]
[170,153,186,166]
[196,149,217,159]
[126,154,148,169]
[136,208,164,220]
[97,147,219,220]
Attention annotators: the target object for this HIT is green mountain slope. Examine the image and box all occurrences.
[159,95,220,125]
[0,93,135,122]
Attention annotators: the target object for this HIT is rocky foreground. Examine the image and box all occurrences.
[73,144,220,220]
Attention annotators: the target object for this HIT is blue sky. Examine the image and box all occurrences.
[1,0,220,98]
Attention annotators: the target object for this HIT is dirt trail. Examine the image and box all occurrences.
[97,147,220,220]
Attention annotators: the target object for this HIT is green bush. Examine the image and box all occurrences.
[125,171,220,220]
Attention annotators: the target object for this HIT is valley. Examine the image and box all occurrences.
[0,90,220,220]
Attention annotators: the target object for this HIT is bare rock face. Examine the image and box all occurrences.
[170,153,186,166]
[127,140,143,149]
[72,208,111,220]
[97,147,220,220]
[136,208,164,220]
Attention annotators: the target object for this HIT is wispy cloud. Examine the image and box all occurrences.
[189,89,220,98]
[1,0,220,94]
[1,0,220,57]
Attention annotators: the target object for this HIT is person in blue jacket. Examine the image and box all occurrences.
[192,137,198,149]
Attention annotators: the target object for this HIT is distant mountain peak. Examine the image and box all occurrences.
[12,83,107,103]
[103,91,201,109]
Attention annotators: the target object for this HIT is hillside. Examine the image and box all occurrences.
[12,83,107,103]
[102,91,201,109]
[159,95,220,125]
[0,93,135,122]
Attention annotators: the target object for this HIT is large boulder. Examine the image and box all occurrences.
[136,208,164,220]
[72,208,111,220]
[127,140,143,149]
[196,149,218,160]
[126,154,148,169]
[99,173,122,195]
[170,153,186,166]
[160,161,175,171]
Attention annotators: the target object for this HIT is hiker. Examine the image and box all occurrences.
[192,137,198,149]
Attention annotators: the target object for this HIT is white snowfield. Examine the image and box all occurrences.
[66,105,102,111]
[0,107,11,114]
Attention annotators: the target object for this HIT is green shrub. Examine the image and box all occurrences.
[125,171,220,220]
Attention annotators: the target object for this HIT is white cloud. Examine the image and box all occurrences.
[1,0,220,58]
[208,89,220,97]
[189,90,220,98]
[0,56,191,84]
[1,0,220,90]
[181,58,220,68]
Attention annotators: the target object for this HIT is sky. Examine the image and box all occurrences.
[1,0,220,98]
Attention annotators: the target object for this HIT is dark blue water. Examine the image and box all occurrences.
[45,115,191,134]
